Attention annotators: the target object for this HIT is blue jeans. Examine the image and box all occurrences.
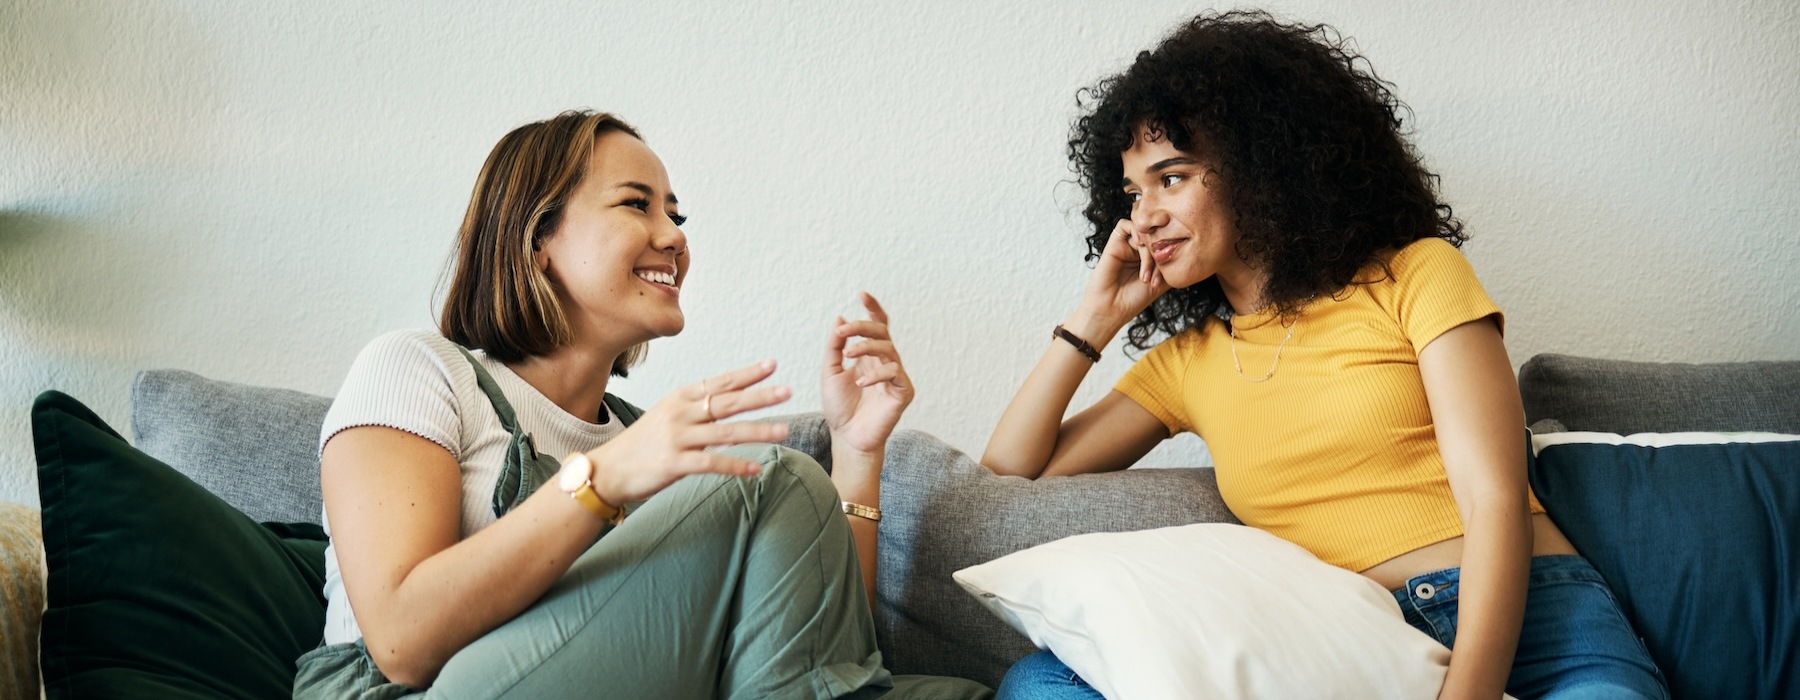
[1397,555,1667,699]
[997,555,1668,700]
[995,652,1104,700]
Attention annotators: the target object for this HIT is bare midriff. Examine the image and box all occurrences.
[1361,513,1579,592]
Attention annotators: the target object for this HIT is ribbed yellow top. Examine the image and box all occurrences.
[1116,238,1543,572]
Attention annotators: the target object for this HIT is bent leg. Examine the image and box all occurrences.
[715,445,887,698]
[426,445,887,699]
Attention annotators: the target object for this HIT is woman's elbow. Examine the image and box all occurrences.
[979,454,1045,479]
[363,624,445,689]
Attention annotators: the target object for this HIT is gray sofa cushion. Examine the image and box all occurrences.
[871,428,1238,688]
[131,370,332,525]
[1519,354,1800,435]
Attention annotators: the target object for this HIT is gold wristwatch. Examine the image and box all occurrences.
[558,452,624,525]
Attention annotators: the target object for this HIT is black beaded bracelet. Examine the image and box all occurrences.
[1052,325,1103,363]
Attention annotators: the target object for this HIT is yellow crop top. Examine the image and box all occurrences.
[1115,238,1544,572]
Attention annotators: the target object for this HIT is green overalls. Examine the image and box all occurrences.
[293,348,990,699]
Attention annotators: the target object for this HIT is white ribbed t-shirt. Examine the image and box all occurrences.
[317,329,625,645]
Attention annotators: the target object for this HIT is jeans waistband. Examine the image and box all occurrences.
[1392,554,1600,606]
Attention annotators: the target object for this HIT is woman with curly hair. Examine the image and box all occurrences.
[983,12,1666,700]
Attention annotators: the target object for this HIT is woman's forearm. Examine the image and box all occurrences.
[830,446,882,608]
[358,480,608,687]
[1439,494,1532,699]
[981,314,1121,477]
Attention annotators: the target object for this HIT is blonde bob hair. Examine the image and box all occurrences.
[439,110,646,377]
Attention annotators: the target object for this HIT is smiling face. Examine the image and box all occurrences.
[1121,126,1263,306]
[534,130,690,348]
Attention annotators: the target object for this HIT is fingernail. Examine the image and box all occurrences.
[762,359,776,370]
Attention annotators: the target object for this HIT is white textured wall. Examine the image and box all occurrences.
[3,1,1796,506]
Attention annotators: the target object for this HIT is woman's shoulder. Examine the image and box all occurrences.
[1140,324,1212,362]
[345,329,483,383]
[355,328,466,363]
[337,329,483,407]
[325,329,482,456]
[1349,238,1500,342]
[1348,238,1481,298]
[1382,238,1472,278]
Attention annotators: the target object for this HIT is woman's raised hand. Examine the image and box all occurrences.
[586,361,793,505]
[822,292,915,456]
[1074,220,1170,339]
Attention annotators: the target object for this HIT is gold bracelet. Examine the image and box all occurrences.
[841,501,882,522]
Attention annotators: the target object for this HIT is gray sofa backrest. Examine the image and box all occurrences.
[868,427,1236,685]
[126,369,1238,688]
[131,352,1800,689]
[132,370,332,525]
[1519,354,1800,435]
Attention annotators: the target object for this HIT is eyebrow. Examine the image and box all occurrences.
[1121,156,1203,188]
[615,181,680,206]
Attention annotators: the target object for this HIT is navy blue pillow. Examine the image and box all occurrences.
[1528,434,1800,699]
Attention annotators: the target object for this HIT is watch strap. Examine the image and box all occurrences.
[570,479,625,524]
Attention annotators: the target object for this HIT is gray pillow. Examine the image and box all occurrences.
[1519,354,1800,435]
[872,427,1237,689]
[131,370,332,525]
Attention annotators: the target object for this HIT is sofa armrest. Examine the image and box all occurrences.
[0,503,43,700]
[873,428,1237,689]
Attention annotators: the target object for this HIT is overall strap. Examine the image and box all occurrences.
[453,345,643,519]
[603,393,644,427]
[453,346,524,433]
[453,346,560,519]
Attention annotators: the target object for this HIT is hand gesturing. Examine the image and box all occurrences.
[821,292,914,456]
[586,360,792,505]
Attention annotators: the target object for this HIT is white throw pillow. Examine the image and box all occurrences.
[953,523,1478,700]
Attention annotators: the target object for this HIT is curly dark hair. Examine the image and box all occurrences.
[1071,10,1466,350]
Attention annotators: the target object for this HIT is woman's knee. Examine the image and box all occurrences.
[719,443,838,513]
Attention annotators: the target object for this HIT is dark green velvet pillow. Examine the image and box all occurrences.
[33,390,329,699]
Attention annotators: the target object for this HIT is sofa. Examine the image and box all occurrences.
[2,353,1797,699]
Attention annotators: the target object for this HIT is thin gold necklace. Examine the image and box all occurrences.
[1227,313,1299,383]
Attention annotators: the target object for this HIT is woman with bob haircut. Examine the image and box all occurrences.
[983,12,1666,700]
[295,110,990,699]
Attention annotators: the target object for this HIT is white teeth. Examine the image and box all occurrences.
[637,271,676,287]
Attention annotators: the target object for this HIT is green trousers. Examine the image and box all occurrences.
[293,444,991,700]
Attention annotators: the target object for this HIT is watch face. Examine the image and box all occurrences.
[558,453,590,492]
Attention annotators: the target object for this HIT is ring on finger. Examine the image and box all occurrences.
[702,392,715,422]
